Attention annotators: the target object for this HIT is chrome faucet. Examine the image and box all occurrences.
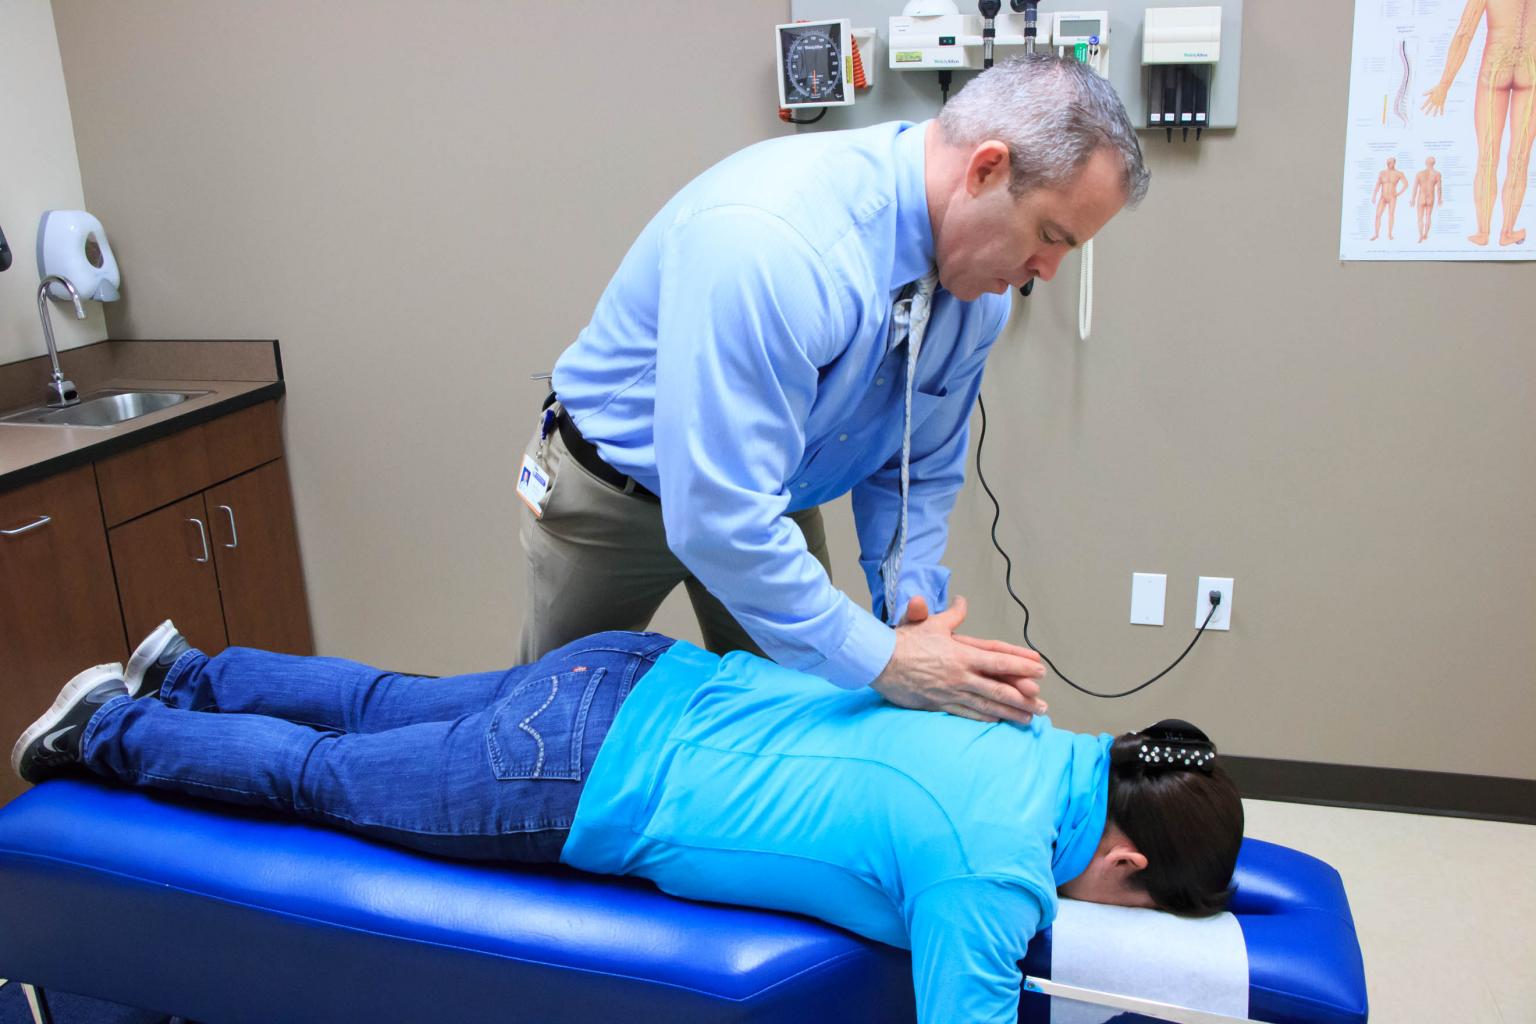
[37,275,85,408]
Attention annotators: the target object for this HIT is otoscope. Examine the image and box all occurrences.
[1015,0,1040,54]
[979,0,1001,69]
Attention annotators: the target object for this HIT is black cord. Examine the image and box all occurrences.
[784,108,828,125]
[938,70,953,104]
[974,393,1220,698]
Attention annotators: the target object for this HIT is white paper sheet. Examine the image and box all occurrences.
[1048,900,1249,1024]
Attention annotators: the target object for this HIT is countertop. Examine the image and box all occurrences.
[0,340,285,494]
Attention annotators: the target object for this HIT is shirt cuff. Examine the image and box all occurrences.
[898,566,953,619]
[812,605,897,690]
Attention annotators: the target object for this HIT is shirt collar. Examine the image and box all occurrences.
[1051,734,1114,888]
[891,120,936,291]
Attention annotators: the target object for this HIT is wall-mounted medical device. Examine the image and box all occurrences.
[1051,10,1109,70]
[0,224,12,273]
[1045,11,1112,339]
[1143,5,1221,140]
[786,0,1241,133]
[777,19,858,108]
[887,1,1051,71]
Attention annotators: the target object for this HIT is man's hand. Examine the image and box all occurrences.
[871,595,1047,724]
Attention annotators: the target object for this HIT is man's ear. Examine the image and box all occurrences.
[965,141,1012,196]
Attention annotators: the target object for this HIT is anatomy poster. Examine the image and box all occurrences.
[1340,0,1533,261]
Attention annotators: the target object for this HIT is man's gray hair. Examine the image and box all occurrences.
[938,54,1150,205]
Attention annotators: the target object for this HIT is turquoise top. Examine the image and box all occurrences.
[562,642,1113,1024]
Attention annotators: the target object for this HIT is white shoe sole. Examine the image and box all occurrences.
[125,619,180,698]
[11,663,125,780]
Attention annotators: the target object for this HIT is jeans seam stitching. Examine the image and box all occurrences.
[516,677,559,776]
[488,667,607,781]
[568,666,606,777]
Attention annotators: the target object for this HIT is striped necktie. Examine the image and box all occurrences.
[880,269,940,624]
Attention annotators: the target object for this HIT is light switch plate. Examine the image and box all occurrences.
[1130,572,1166,626]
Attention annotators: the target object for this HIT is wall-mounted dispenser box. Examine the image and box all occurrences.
[1143,5,1222,139]
[1143,5,1221,63]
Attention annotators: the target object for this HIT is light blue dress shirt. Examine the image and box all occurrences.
[561,641,1113,1024]
[552,121,1012,688]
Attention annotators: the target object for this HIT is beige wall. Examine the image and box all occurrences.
[47,0,1535,780]
[0,0,107,365]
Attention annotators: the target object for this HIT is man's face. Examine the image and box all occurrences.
[934,145,1127,302]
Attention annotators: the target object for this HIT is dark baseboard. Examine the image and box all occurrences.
[1223,755,1535,825]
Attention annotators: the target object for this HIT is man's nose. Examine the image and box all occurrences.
[1028,249,1066,283]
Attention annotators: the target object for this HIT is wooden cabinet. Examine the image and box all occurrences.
[0,466,128,806]
[102,401,313,659]
[109,493,230,656]
[2,399,312,806]
[207,460,312,653]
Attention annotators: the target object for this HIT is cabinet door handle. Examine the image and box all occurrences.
[1,514,52,537]
[188,517,211,563]
[218,505,239,549]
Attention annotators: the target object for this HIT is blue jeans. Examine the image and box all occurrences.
[81,630,676,862]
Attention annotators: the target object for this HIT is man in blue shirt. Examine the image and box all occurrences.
[522,55,1149,721]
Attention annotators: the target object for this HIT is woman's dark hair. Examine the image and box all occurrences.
[1106,724,1244,917]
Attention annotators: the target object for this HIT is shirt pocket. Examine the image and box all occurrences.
[486,667,607,781]
[909,385,950,435]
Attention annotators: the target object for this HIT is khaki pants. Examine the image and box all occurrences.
[518,427,831,662]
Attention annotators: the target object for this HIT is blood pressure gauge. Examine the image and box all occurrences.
[776,19,855,109]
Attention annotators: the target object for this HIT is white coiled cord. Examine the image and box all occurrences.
[1077,238,1094,341]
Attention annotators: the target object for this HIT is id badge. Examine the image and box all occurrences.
[517,453,553,518]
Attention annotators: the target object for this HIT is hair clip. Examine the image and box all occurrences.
[1137,742,1217,772]
[1136,719,1218,774]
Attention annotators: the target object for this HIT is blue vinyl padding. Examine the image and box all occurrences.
[0,780,1367,1023]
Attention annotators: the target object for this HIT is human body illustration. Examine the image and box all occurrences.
[1371,157,1410,240]
[1422,0,1535,246]
[1412,156,1445,240]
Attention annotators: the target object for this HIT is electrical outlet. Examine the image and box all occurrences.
[1130,573,1166,625]
[1196,577,1233,630]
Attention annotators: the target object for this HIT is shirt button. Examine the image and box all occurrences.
[838,433,849,442]
[798,482,809,489]
[875,376,886,386]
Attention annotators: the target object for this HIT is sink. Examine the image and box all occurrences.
[0,389,210,428]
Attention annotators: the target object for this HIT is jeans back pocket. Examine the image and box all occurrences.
[486,667,607,780]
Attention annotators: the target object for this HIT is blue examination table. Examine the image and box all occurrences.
[0,779,1367,1023]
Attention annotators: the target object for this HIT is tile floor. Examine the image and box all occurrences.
[1243,799,1535,1024]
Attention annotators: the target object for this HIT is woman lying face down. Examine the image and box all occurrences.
[14,626,1243,1024]
[1061,728,1243,916]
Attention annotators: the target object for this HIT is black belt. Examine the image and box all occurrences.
[553,403,659,503]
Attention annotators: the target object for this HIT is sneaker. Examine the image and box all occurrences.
[11,664,128,783]
[125,619,191,700]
